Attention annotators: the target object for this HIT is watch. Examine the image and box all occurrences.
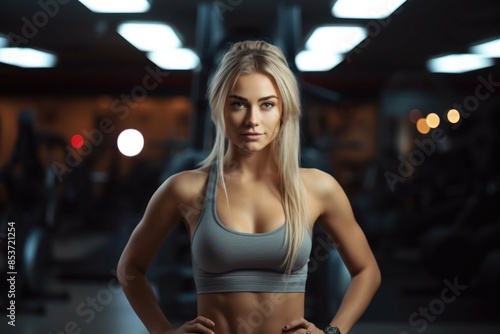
[323,325,342,334]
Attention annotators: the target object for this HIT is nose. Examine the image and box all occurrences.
[245,105,260,127]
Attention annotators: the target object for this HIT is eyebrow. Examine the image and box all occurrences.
[228,95,279,102]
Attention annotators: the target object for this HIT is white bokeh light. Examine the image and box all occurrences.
[78,0,150,13]
[0,48,57,68]
[426,54,493,73]
[117,129,144,157]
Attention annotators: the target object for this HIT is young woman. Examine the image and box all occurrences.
[117,40,381,334]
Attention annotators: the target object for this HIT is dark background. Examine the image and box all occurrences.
[1,0,500,333]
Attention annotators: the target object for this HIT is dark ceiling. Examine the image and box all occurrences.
[0,0,499,97]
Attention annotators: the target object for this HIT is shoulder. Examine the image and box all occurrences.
[155,165,211,204]
[299,167,342,200]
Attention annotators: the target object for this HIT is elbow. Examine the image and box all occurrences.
[372,262,382,291]
[116,257,140,288]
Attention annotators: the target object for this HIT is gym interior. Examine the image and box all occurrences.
[1,0,500,333]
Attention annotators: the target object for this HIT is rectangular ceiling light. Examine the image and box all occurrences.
[78,0,150,13]
[0,48,57,68]
[305,26,367,54]
[117,22,182,52]
[427,54,493,73]
[147,49,200,70]
[332,0,407,19]
[470,38,500,57]
[295,50,343,71]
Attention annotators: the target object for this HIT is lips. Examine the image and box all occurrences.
[241,132,263,140]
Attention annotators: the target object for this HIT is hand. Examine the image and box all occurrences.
[282,318,322,334]
[166,316,217,334]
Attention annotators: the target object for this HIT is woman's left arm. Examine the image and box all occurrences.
[315,169,381,333]
[283,169,381,334]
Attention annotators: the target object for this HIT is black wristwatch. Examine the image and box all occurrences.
[323,325,342,334]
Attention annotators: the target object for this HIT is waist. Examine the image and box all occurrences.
[197,292,305,334]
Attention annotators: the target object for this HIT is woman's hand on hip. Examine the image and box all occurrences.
[165,316,217,334]
[282,318,322,334]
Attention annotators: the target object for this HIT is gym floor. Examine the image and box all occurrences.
[1,224,499,334]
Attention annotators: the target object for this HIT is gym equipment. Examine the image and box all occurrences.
[0,110,68,314]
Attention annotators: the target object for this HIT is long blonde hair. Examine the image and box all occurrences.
[199,40,308,275]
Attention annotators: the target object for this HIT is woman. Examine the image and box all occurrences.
[117,40,381,334]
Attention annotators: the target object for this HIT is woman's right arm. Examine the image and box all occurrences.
[117,172,216,334]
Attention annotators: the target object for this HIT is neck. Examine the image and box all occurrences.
[223,144,278,180]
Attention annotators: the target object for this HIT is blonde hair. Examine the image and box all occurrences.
[199,40,308,275]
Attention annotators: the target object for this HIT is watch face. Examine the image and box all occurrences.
[324,326,341,334]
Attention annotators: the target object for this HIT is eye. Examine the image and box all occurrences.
[230,102,246,110]
[261,102,275,110]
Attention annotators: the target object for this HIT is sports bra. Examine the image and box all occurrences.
[191,162,312,294]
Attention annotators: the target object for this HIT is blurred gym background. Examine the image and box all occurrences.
[1,0,500,333]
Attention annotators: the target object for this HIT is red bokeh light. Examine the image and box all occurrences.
[71,134,84,149]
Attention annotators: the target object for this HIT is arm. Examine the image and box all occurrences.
[316,170,381,333]
[117,172,216,334]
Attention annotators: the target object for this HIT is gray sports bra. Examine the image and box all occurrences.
[191,163,312,294]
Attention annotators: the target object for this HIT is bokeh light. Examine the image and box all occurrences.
[416,118,430,134]
[117,129,144,157]
[447,109,460,123]
[71,134,84,149]
[409,109,422,124]
[426,113,440,128]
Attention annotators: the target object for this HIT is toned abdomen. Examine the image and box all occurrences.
[197,292,305,334]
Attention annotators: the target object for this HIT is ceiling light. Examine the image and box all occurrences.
[117,22,182,52]
[470,38,500,57]
[78,0,150,13]
[305,26,367,54]
[427,54,493,73]
[332,0,407,19]
[295,50,343,72]
[147,48,200,70]
[0,48,57,68]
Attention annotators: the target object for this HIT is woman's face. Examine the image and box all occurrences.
[223,72,282,153]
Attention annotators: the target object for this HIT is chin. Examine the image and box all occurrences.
[236,143,265,153]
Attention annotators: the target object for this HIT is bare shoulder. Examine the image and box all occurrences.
[158,165,211,203]
[299,167,342,200]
